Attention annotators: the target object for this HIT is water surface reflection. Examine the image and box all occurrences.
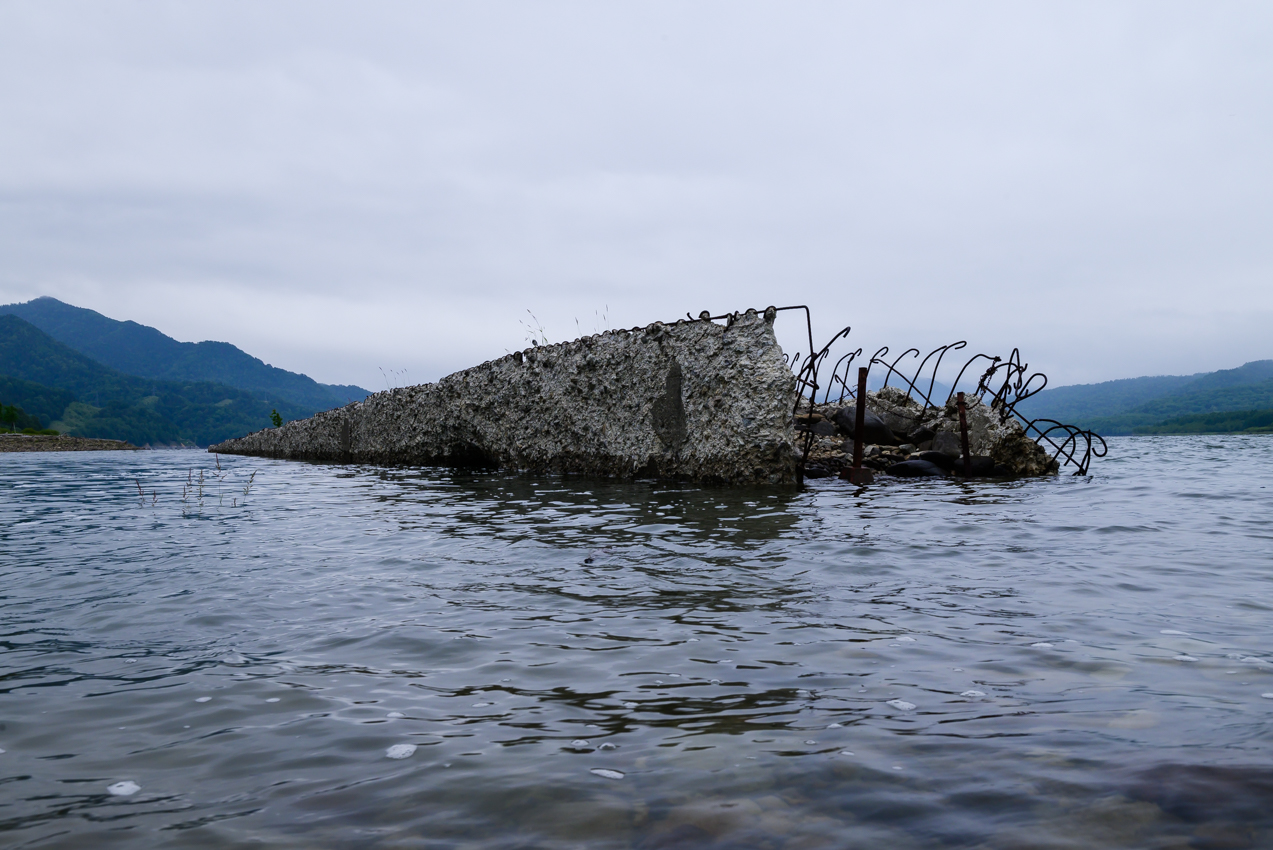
[2,438,1272,848]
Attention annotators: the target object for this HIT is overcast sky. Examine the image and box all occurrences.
[1,1,1270,390]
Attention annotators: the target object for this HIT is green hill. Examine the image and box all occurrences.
[1079,379,1273,435]
[0,315,311,446]
[0,375,76,427]
[1014,373,1202,423]
[0,297,370,410]
[1016,360,1273,435]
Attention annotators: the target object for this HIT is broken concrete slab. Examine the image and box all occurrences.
[209,309,799,485]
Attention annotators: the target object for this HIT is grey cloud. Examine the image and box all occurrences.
[1,1,1270,387]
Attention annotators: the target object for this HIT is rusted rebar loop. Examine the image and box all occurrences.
[681,306,1106,480]
[791,323,1105,478]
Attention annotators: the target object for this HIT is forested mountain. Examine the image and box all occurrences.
[0,315,311,445]
[1016,360,1273,435]
[0,297,369,410]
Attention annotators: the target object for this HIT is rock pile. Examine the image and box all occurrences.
[796,388,1058,479]
[0,434,140,452]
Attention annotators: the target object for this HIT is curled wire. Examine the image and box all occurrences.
[678,308,1105,479]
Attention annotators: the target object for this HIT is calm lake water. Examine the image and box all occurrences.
[2,436,1272,849]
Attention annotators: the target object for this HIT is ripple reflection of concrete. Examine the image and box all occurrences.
[369,469,805,549]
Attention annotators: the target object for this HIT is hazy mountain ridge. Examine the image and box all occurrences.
[0,315,311,445]
[0,297,370,410]
[1018,360,1273,435]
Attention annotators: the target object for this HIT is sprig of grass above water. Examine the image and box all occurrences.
[133,454,259,516]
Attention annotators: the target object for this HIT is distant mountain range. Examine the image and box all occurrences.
[1015,360,1273,435]
[1,297,367,410]
[1,295,1267,443]
[0,298,370,446]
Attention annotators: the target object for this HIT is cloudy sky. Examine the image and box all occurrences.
[1,1,1270,390]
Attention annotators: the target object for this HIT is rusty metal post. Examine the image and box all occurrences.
[957,391,971,476]
[853,367,867,469]
[841,367,874,485]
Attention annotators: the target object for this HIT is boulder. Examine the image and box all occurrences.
[931,431,962,457]
[867,386,927,437]
[912,450,956,471]
[886,459,947,477]
[991,428,1060,476]
[907,425,936,445]
[831,406,896,445]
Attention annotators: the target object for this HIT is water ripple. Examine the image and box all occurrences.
[2,437,1272,848]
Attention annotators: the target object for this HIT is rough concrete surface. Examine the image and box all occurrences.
[210,310,798,484]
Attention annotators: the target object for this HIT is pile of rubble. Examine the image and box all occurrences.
[796,386,1058,479]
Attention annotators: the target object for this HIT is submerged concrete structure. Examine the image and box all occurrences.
[210,309,799,484]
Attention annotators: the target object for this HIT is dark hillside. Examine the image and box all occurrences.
[1177,360,1273,393]
[1014,373,1201,423]
[1017,361,1273,435]
[0,315,310,445]
[0,297,370,410]
[0,376,76,427]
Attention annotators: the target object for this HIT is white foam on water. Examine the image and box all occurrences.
[898,636,916,642]
[961,690,986,697]
[571,739,590,747]
[195,697,211,703]
[886,699,916,711]
[1175,655,1199,662]
[839,751,855,756]
[472,702,492,707]
[107,781,140,796]
[1262,693,1273,699]
[385,744,417,759]
[827,723,843,728]
[598,742,617,750]
[710,679,721,685]
[1161,630,1190,635]
[804,740,816,745]
[669,674,680,678]
[687,638,699,642]
[953,668,963,672]
[1031,643,1054,649]
[623,702,637,709]
[590,768,624,780]
[386,711,405,718]
[266,698,280,703]
[124,659,137,664]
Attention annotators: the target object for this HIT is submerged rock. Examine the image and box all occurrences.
[886,459,946,478]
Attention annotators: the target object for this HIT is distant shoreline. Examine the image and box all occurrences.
[0,434,140,452]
